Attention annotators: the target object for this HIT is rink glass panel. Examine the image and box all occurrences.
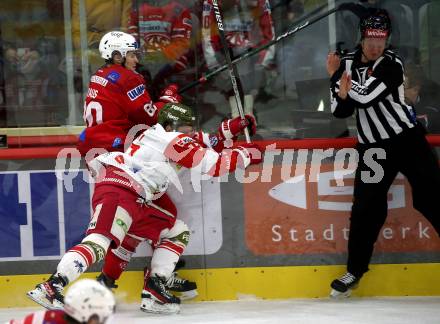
[0,0,438,137]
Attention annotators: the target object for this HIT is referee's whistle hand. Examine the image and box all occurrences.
[338,71,352,100]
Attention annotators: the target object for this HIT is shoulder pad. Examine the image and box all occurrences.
[383,49,404,67]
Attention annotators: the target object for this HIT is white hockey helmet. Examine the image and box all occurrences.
[99,31,139,60]
[64,279,115,324]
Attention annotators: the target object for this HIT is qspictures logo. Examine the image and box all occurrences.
[244,163,440,255]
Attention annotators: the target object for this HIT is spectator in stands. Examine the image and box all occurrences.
[420,1,440,85]
[404,63,440,134]
[0,1,66,127]
[271,0,304,35]
[127,0,193,97]
[2,31,46,127]
[71,0,132,73]
[201,0,276,108]
[0,25,5,126]
[286,0,305,23]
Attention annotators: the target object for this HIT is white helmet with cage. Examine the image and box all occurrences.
[99,31,138,60]
[64,279,116,324]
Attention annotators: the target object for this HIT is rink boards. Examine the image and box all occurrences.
[2,264,440,307]
[1,149,440,307]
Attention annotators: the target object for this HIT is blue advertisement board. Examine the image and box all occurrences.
[0,170,91,260]
[0,168,223,260]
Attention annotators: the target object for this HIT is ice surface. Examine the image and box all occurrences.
[1,298,440,324]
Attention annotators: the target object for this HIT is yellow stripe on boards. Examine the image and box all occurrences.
[0,126,84,137]
[1,264,440,308]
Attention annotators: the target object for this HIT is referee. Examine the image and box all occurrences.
[327,8,440,297]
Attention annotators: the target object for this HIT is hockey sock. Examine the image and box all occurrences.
[55,243,97,284]
[150,246,181,280]
[56,234,110,284]
[102,241,137,280]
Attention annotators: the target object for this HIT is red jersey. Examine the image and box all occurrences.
[128,1,192,62]
[7,310,67,324]
[78,64,166,156]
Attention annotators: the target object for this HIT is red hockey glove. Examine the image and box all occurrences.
[159,84,182,103]
[235,142,263,166]
[244,114,257,136]
[219,115,257,140]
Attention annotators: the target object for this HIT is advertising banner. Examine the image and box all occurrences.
[244,163,440,255]
[0,169,222,261]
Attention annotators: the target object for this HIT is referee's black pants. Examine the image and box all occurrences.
[347,125,440,277]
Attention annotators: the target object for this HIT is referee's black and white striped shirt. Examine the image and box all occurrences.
[330,48,417,144]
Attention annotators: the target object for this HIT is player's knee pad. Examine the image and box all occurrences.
[89,203,132,247]
[161,219,190,248]
[110,206,133,244]
[81,233,111,262]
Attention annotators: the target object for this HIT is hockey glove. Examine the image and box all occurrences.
[159,84,182,103]
[219,115,257,140]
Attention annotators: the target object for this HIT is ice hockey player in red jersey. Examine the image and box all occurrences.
[27,103,261,314]
[10,279,114,324]
[77,30,181,158]
[95,111,257,301]
[78,29,256,304]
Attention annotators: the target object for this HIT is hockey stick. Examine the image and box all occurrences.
[179,2,365,94]
[211,0,251,143]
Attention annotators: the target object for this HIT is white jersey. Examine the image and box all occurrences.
[90,124,249,200]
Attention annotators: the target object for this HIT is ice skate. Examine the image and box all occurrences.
[166,271,198,300]
[97,272,118,289]
[140,270,181,315]
[26,274,66,310]
[330,272,360,298]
